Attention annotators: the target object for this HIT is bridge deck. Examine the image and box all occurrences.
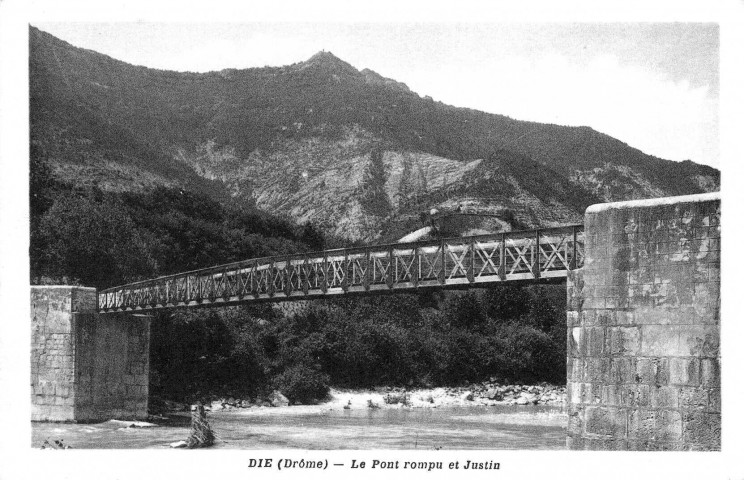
[97,226,584,313]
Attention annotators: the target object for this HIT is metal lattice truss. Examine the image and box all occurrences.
[98,226,584,313]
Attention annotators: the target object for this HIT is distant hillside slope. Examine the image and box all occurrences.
[30,26,719,242]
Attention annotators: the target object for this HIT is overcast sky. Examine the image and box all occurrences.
[37,22,720,168]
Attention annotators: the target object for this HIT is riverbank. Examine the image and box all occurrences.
[154,383,566,416]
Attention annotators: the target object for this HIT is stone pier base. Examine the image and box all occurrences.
[567,193,720,450]
[31,286,150,422]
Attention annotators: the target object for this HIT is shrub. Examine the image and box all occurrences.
[273,364,330,404]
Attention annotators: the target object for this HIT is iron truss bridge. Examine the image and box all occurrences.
[97,225,584,313]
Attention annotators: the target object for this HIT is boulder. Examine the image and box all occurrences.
[269,390,290,407]
[461,391,474,401]
[485,388,502,401]
[169,440,188,448]
[516,392,538,405]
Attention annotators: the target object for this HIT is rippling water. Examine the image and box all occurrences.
[32,404,567,450]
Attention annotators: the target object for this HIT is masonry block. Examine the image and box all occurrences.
[650,385,679,409]
[610,326,640,355]
[586,358,611,384]
[609,357,636,384]
[635,357,669,385]
[678,386,708,409]
[624,384,650,408]
[682,411,721,449]
[670,357,701,386]
[628,410,657,440]
[585,406,627,437]
[641,325,682,356]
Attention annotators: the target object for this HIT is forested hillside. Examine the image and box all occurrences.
[30,145,325,289]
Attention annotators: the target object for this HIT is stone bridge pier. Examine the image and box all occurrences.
[566,192,721,450]
[31,286,150,422]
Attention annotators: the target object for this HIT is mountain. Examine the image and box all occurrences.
[29,26,719,243]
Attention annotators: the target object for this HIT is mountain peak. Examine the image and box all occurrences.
[300,50,359,75]
[307,50,342,63]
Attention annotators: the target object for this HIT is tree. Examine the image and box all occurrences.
[415,158,429,194]
[396,154,415,208]
[358,146,391,216]
[30,144,56,218]
[299,222,325,251]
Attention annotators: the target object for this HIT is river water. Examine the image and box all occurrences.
[32,404,567,450]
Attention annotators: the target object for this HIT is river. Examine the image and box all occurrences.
[32,404,567,450]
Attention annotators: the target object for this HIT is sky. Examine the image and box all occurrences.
[35,21,721,168]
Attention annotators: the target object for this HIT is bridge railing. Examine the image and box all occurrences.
[97,225,584,312]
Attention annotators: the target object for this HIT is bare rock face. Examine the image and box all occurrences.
[179,128,592,243]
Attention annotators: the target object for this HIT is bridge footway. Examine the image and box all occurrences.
[567,192,720,451]
[31,286,150,422]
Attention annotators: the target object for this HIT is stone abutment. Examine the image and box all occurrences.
[31,286,150,422]
[566,192,721,450]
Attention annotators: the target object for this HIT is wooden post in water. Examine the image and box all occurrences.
[186,404,215,448]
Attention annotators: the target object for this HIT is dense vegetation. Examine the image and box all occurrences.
[31,149,566,405]
[30,145,323,288]
[149,287,566,405]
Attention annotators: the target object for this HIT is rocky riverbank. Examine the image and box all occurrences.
[316,383,566,410]
[154,382,566,415]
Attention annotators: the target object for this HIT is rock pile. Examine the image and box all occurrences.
[371,383,565,409]
[205,390,292,411]
[467,382,566,406]
[155,383,566,414]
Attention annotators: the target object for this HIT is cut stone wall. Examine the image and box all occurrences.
[567,193,720,450]
[31,286,150,422]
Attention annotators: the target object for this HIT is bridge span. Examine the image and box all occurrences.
[97,226,584,313]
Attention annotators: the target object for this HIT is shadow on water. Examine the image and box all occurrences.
[32,404,567,450]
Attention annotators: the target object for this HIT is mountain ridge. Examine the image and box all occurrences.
[29,26,719,242]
